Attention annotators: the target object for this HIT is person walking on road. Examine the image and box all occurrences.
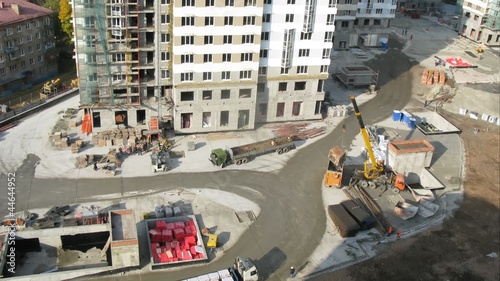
[387,226,393,237]
[290,266,296,278]
[397,230,403,238]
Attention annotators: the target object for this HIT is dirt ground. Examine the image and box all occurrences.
[311,110,500,281]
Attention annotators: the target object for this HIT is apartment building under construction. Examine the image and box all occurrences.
[457,0,500,46]
[72,0,335,134]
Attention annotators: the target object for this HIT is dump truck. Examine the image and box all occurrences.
[324,146,346,188]
[210,136,295,168]
[183,256,259,281]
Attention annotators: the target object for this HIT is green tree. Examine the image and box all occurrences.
[58,0,73,40]
[44,0,59,12]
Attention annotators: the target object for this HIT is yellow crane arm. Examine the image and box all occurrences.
[349,96,381,171]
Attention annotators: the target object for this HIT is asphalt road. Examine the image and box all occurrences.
[0,34,414,281]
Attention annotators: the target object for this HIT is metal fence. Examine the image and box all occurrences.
[0,88,78,124]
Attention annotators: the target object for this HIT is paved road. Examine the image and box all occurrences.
[0,34,413,281]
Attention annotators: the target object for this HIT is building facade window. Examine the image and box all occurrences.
[327,14,335,25]
[242,35,254,44]
[225,0,234,6]
[258,67,267,75]
[241,53,253,61]
[324,32,333,42]
[223,35,233,44]
[286,14,294,22]
[222,53,232,62]
[240,70,252,80]
[300,32,312,40]
[221,71,230,80]
[263,14,271,23]
[224,16,234,25]
[260,49,268,58]
[204,35,213,44]
[181,72,194,82]
[203,72,212,81]
[161,52,170,61]
[204,54,213,62]
[181,54,194,63]
[205,0,214,6]
[182,0,195,7]
[298,49,310,57]
[205,16,214,26]
[297,65,308,74]
[182,17,195,26]
[161,33,171,42]
[322,48,330,59]
[261,31,270,40]
[243,16,256,25]
[181,36,194,45]
[245,0,256,5]
[161,14,170,24]
[161,70,170,79]
[376,9,383,14]
[321,65,329,73]
[281,67,289,74]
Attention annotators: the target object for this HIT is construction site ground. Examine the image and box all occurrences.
[0,9,498,281]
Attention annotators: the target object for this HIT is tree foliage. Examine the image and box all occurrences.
[44,0,59,12]
[58,0,73,39]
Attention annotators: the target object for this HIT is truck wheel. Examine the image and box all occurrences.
[283,147,289,153]
[277,148,283,155]
[236,160,242,165]
[241,158,248,164]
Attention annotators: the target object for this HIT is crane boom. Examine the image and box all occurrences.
[349,95,384,179]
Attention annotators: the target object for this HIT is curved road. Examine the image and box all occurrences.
[6,35,413,281]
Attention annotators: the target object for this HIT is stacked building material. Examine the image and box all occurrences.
[91,128,143,147]
[149,218,204,264]
[439,70,446,84]
[421,69,446,85]
[53,132,69,148]
[267,123,327,140]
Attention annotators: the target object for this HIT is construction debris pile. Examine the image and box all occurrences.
[421,69,446,85]
[267,122,327,140]
[421,84,457,107]
[0,204,112,232]
[91,128,144,147]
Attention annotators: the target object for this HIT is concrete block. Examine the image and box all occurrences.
[173,207,181,217]
[187,141,195,151]
[164,207,173,218]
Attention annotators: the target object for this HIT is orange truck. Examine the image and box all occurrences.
[324,146,346,188]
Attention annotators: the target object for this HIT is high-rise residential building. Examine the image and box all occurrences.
[458,0,500,45]
[0,0,57,95]
[332,0,397,49]
[72,0,335,133]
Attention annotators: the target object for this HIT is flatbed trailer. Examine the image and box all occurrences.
[210,136,295,167]
[183,257,259,281]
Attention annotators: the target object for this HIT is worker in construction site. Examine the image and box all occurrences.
[387,226,393,237]
[397,230,403,238]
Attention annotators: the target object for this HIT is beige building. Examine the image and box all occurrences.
[333,0,397,49]
[72,0,335,134]
[0,0,57,96]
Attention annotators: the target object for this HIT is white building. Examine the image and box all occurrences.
[72,0,336,134]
